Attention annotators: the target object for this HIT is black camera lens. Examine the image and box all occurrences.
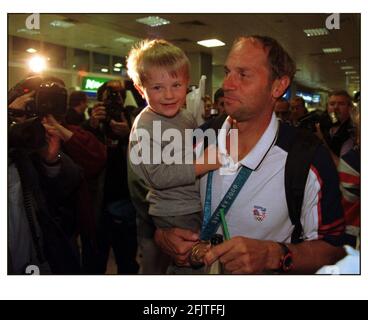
[36,82,67,117]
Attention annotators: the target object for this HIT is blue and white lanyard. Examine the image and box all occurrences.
[200,166,252,241]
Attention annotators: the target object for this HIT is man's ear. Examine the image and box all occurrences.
[271,76,290,99]
[134,83,145,98]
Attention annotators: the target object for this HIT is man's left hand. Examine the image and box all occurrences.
[203,236,280,274]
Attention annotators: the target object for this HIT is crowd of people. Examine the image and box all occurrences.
[7,34,360,275]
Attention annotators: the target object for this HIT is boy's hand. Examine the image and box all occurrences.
[194,144,221,177]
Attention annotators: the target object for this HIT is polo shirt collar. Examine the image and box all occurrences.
[218,113,279,171]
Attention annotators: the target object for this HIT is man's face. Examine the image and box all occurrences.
[222,39,274,122]
[328,95,351,123]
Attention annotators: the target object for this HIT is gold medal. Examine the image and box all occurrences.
[189,240,211,268]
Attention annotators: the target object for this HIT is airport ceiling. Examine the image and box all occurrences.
[8,13,360,93]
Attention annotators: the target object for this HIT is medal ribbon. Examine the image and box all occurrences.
[200,166,252,240]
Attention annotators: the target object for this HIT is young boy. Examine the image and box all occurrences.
[127,39,219,273]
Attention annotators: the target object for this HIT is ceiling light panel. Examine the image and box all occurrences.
[17,28,40,35]
[84,43,99,48]
[50,20,75,28]
[136,16,170,27]
[197,39,226,48]
[114,36,137,44]
[303,28,329,37]
[26,48,37,53]
[323,48,342,53]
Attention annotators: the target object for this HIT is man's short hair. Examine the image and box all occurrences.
[234,35,296,82]
[328,90,352,106]
[69,91,87,108]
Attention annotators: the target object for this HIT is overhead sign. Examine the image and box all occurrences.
[81,76,110,92]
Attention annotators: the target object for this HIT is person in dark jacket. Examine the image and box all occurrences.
[8,78,107,274]
[83,80,139,274]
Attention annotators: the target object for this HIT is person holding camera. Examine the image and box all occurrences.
[8,91,82,274]
[83,80,139,274]
[8,76,107,274]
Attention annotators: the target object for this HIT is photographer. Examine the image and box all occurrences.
[87,80,131,142]
[8,76,107,274]
[8,76,107,178]
[8,91,82,274]
[83,80,139,274]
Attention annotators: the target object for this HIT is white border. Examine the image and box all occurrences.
[1,0,366,300]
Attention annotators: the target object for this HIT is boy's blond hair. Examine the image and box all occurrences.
[126,39,190,87]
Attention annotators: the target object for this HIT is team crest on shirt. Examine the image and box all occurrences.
[253,205,267,222]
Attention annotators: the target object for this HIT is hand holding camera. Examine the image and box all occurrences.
[8,90,35,117]
[110,117,129,138]
[89,103,106,129]
[42,114,73,142]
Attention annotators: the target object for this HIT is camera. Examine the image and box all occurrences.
[103,85,126,124]
[8,76,67,119]
[8,76,68,150]
[97,81,127,139]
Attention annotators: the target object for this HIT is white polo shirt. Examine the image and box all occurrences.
[200,113,344,244]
